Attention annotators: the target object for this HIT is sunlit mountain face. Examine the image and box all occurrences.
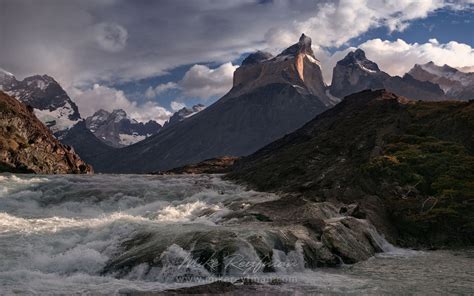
[1,1,473,295]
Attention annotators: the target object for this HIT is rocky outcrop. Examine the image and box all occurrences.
[85,109,162,147]
[101,195,388,279]
[232,34,334,106]
[0,91,92,174]
[60,120,115,164]
[91,34,333,173]
[408,62,474,101]
[155,156,238,174]
[329,49,447,101]
[162,104,205,129]
[0,71,81,134]
[229,89,474,247]
[330,49,389,98]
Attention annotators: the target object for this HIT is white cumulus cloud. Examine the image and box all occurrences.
[179,62,237,99]
[145,82,179,99]
[359,38,474,77]
[314,38,474,84]
[265,0,456,48]
[150,62,237,101]
[170,101,186,111]
[71,84,171,124]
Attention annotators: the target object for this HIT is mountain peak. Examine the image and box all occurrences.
[338,49,380,72]
[0,67,14,77]
[241,51,274,66]
[299,33,311,46]
[278,33,315,58]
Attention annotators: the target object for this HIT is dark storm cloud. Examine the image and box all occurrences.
[0,0,318,88]
[1,0,473,122]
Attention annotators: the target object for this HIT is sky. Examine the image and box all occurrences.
[0,0,473,124]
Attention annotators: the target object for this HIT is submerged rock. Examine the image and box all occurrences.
[102,197,388,279]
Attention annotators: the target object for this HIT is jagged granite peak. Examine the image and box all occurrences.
[408,61,474,100]
[0,91,92,174]
[241,51,274,66]
[85,108,161,148]
[330,50,447,101]
[232,33,333,106]
[337,49,380,72]
[163,104,205,129]
[278,33,316,58]
[0,71,81,133]
[86,34,339,173]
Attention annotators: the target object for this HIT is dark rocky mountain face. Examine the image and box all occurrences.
[229,89,474,247]
[330,49,390,98]
[162,104,205,129]
[61,120,115,163]
[408,62,474,100]
[329,50,447,101]
[90,34,334,173]
[0,71,81,133]
[84,109,162,147]
[0,91,92,174]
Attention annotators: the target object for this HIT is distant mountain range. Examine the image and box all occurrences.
[329,49,447,101]
[0,70,163,148]
[162,104,205,129]
[408,61,474,100]
[85,109,162,147]
[0,70,81,134]
[1,34,473,173]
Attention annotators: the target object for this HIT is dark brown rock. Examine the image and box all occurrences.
[0,91,93,174]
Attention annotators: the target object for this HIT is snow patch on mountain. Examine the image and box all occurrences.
[85,109,161,147]
[34,103,80,133]
[119,133,147,146]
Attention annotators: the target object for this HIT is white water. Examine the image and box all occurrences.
[0,174,472,295]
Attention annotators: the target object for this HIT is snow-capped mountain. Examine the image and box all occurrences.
[163,104,205,128]
[408,62,474,101]
[0,70,81,134]
[329,49,447,101]
[85,109,162,147]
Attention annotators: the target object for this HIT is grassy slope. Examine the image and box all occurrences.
[229,90,474,247]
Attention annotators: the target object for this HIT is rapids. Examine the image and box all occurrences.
[0,174,473,295]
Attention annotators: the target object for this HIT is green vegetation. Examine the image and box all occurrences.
[360,102,474,246]
[230,94,474,248]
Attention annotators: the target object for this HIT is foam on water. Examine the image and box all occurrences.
[0,173,471,295]
[0,174,284,294]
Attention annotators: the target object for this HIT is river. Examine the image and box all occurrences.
[0,174,473,295]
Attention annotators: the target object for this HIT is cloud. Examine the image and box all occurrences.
[1,0,473,121]
[313,38,474,84]
[149,63,237,100]
[5,0,468,89]
[71,84,172,124]
[145,82,179,99]
[358,38,474,77]
[179,62,237,99]
[170,101,186,111]
[94,22,128,52]
[264,0,472,48]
